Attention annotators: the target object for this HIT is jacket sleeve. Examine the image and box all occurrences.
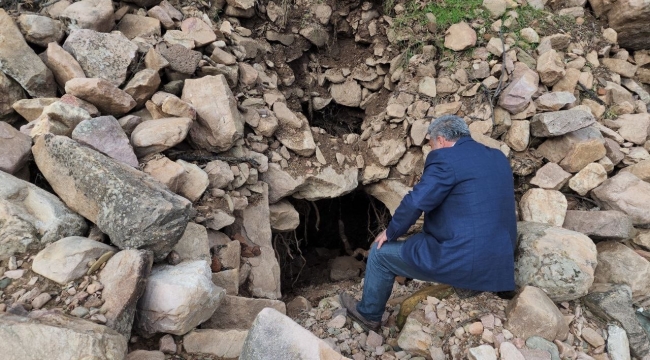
[385,152,456,242]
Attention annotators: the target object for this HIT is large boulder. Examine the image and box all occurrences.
[515,222,597,301]
[293,166,359,201]
[240,308,349,360]
[32,236,116,284]
[59,0,115,33]
[505,286,569,341]
[591,172,650,226]
[63,29,138,87]
[0,9,56,98]
[99,249,153,338]
[0,312,128,360]
[0,122,31,174]
[32,135,192,260]
[182,75,244,152]
[607,0,650,50]
[0,171,88,257]
[135,260,225,336]
[203,295,286,330]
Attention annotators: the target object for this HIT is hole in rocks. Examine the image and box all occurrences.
[276,190,391,294]
[302,101,365,136]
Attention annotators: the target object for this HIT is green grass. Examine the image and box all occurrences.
[388,0,485,30]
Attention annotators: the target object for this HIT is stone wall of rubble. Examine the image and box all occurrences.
[3,0,650,358]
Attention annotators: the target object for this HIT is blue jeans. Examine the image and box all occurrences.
[357,241,439,322]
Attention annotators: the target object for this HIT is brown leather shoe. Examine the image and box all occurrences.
[339,292,380,332]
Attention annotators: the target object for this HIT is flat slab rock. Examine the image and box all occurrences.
[32,134,192,261]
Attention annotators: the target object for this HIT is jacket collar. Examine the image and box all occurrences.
[454,136,472,146]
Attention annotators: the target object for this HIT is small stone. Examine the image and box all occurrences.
[469,322,484,335]
[444,22,477,51]
[159,334,176,354]
[70,306,89,318]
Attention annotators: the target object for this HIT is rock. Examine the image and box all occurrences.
[584,284,649,358]
[530,163,572,190]
[515,222,597,301]
[483,0,507,18]
[552,68,581,93]
[612,114,650,145]
[204,160,234,189]
[535,92,576,112]
[32,236,115,284]
[260,163,305,203]
[607,325,631,360]
[563,210,633,240]
[72,116,138,167]
[504,120,530,152]
[530,110,595,137]
[148,6,174,29]
[131,118,192,157]
[0,122,31,174]
[181,75,243,152]
[521,28,540,43]
[273,102,302,129]
[269,200,300,231]
[239,308,348,360]
[362,164,390,185]
[0,171,88,256]
[172,223,210,262]
[329,256,364,281]
[42,43,86,89]
[299,25,329,47]
[0,73,26,122]
[29,100,91,138]
[398,310,437,357]
[63,29,137,87]
[331,79,362,107]
[143,156,184,192]
[519,189,567,226]
[99,249,153,337]
[17,14,65,47]
[582,328,605,348]
[293,166,358,200]
[59,0,114,33]
[211,47,237,65]
[274,113,316,157]
[286,296,311,317]
[594,242,650,303]
[444,22,477,51]
[212,269,239,295]
[203,295,286,330]
[135,260,224,336]
[537,50,566,86]
[568,163,608,195]
[505,286,569,341]
[591,172,650,226]
[525,337,560,360]
[33,135,192,260]
[117,14,160,41]
[372,139,407,166]
[537,127,606,173]
[602,58,638,78]
[469,345,497,360]
[65,78,136,116]
[621,159,650,182]
[184,329,248,358]
[181,18,216,47]
[124,69,161,108]
[418,76,437,98]
[0,312,128,360]
[175,160,209,202]
[157,43,202,75]
[498,63,539,114]
[0,10,56,98]
[500,342,526,360]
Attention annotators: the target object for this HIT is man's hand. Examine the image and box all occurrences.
[374,230,388,249]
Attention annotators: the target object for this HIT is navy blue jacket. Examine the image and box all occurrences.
[386,136,517,292]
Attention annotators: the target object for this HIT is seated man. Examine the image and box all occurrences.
[340,115,517,331]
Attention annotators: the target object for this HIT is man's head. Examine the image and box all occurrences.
[426,115,470,150]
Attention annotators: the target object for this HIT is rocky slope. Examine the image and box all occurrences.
[2,0,650,359]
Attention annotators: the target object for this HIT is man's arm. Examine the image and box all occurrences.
[384,153,456,242]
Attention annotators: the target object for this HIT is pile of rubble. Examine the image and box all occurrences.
[2,0,650,358]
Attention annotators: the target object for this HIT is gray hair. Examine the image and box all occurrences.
[427,115,470,141]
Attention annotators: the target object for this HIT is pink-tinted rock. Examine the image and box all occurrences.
[41,42,86,88]
[0,122,31,174]
[180,18,216,47]
[65,78,136,116]
[72,116,139,167]
[498,63,539,114]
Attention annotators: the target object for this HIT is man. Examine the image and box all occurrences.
[340,115,517,331]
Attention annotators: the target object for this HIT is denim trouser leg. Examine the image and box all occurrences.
[356,241,436,322]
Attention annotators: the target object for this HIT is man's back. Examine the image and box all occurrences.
[400,136,517,292]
